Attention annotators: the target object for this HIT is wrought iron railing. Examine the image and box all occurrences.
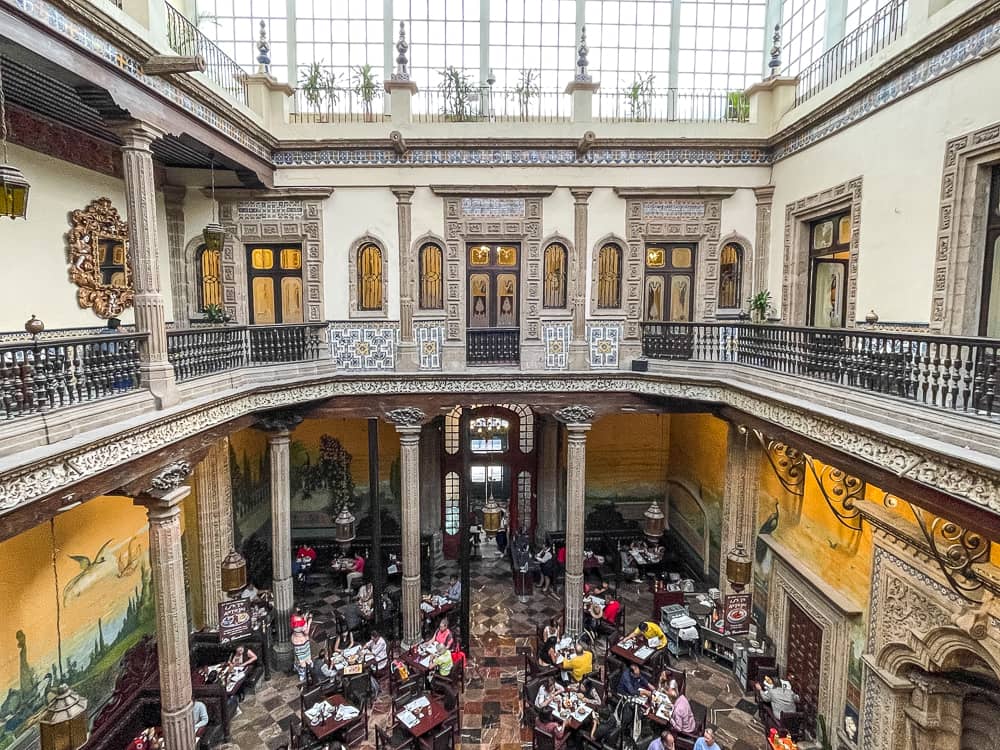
[290,86,388,123]
[166,326,249,382]
[794,0,908,106]
[594,88,751,123]
[0,333,145,419]
[164,3,249,105]
[466,328,520,365]
[412,87,570,123]
[641,322,999,421]
[248,324,325,364]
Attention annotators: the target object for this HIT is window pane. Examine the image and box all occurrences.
[251,247,274,269]
[358,244,383,310]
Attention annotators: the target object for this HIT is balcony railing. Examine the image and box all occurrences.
[413,88,570,123]
[248,324,325,364]
[0,333,145,419]
[164,3,249,106]
[794,0,908,106]
[641,322,999,421]
[167,326,249,382]
[595,88,750,123]
[289,86,388,123]
[466,328,520,366]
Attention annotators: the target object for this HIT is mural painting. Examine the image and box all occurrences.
[0,496,155,749]
[584,413,670,512]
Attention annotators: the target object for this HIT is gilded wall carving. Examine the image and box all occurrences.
[67,197,134,318]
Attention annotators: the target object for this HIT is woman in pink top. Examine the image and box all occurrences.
[345,553,365,592]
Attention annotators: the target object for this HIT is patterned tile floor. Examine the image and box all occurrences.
[222,543,769,750]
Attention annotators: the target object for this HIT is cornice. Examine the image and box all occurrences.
[430,185,557,197]
[613,186,738,199]
[209,186,335,200]
[274,136,772,151]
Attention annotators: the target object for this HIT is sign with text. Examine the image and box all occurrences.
[218,598,253,644]
[724,593,752,635]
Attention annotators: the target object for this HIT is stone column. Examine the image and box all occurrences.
[569,188,593,369]
[163,185,188,324]
[536,415,561,545]
[393,187,417,368]
[256,412,302,669]
[387,407,426,647]
[194,437,234,629]
[111,120,179,408]
[135,462,196,750]
[556,405,594,637]
[719,424,763,595]
[752,186,775,295]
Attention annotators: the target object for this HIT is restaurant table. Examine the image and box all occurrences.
[642,692,675,728]
[306,694,363,741]
[546,694,596,730]
[191,663,247,697]
[609,636,661,668]
[327,645,376,676]
[401,642,440,675]
[396,694,450,738]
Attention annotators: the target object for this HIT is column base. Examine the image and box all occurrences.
[271,640,294,672]
[397,341,419,371]
[161,701,196,750]
[569,341,590,369]
[441,342,466,371]
[141,361,180,408]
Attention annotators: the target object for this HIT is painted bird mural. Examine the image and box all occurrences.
[63,539,114,604]
[755,503,779,563]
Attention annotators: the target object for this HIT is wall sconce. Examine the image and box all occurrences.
[643,502,666,542]
[221,549,248,594]
[38,684,88,750]
[725,543,753,592]
[335,506,356,549]
[201,157,225,251]
[0,59,30,220]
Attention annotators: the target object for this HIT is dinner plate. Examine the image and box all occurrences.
[727,608,748,623]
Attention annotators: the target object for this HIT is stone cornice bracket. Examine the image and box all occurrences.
[576,131,596,158]
[613,186,738,199]
[430,185,557,197]
[127,461,192,508]
[142,55,205,76]
[554,405,595,426]
[752,429,806,497]
[386,407,427,428]
[254,410,305,434]
[753,185,776,202]
[390,131,409,156]
[149,461,193,492]
[107,119,165,149]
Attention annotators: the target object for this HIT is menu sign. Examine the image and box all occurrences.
[724,593,751,635]
[218,598,253,644]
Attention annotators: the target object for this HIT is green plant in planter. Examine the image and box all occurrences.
[352,63,380,122]
[747,290,773,322]
[298,62,340,114]
[624,73,655,120]
[438,66,476,121]
[203,303,229,324]
[514,68,540,120]
[726,90,750,122]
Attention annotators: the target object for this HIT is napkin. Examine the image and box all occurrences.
[397,710,419,728]
[407,695,431,710]
[304,702,334,725]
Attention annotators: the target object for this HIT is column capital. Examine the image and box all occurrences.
[753,185,776,204]
[554,405,595,427]
[386,407,427,429]
[107,119,166,149]
[570,187,594,203]
[133,461,192,516]
[255,410,304,435]
[391,186,415,202]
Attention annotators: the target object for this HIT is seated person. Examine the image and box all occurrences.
[535,675,563,708]
[227,644,257,671]
[649,730,677,750]
[345,552,366,592]
[432,642,453,677]
[561,642,594,683]
[668,687,697,735]
[629,620,666,646]
[192,700,209,737]
[315,649,339,681]
[333,630,355,650]
[584,578,610,598]
[756,675,800,718]
[573,680,603,707]
[433,618,455,651]
[693,728,720,750]
[367,629,389,671]
[656,669,678,694]
[356,580,374,620]
[618,663,653,697]
[446,575,462,602]
[239,581,260,600]
[535,707,570,750]
[542,616,561,642]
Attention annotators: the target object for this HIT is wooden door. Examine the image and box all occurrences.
[786,600,822,733]
[247,245,304,324]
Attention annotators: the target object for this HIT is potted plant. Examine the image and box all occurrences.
[514,68,540,121]
[437,66,476,121]
[747,290,773,323]
[624,73,655,121]
[352,63,380,122]
[203,303,230,325]
[726,91,750,121]
[298,62,341,117]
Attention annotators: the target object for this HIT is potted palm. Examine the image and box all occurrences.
[726,91,750,121]
[624,73,655,120]
[352,63,380,122]
[747,290,773,323]
[438,66,476,121]
[514,68,540,121]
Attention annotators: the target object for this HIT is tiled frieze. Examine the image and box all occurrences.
[328,321,398,370]
[587,322,622,368]
[542,322,571,370]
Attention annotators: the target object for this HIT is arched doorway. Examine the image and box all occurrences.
[440,404,537,558]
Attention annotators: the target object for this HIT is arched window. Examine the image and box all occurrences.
[358,243,383,311]
[597,244,623,309]
[718,242,744,311]
[543,243,568,308]
[419,243,444,309]
[197,245,222,311]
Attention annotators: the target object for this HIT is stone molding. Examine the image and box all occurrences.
[385,407,427,426]
[716,231,756,315]
[554,405,595,424]
[781,178,863,326]
[1,373,999,520]
[588,233,632,319]
[540,232,576,318]
[931,120,1000,333]
[753,186,775,295]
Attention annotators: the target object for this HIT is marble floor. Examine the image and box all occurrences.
[222,545,770,750]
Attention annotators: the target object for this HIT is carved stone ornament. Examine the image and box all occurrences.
[149,461,192,491]
[68,197,134,318]
[385,407,426,426]
[555,405,595,424]
[255,410,305,433]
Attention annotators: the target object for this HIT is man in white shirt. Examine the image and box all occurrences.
[368,630,389,670]
[192,700,209,736]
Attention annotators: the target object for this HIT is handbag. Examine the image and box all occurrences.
[536,548,553,564]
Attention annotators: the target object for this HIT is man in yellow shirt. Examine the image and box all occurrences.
[629,620,666,646]
[561,643,594,683]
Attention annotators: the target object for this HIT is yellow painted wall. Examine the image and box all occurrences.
[183,485,205,630]
[228,427,270,541]
[668,413,728,500]
[585,413,670,503]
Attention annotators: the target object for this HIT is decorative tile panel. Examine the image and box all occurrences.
[542,322,571,370]
[414,322,444,370]
[460,198,526,217]
[236,200,305,220]
[587,322,622,369]
[641,201,707,218]
[328,322,398,370]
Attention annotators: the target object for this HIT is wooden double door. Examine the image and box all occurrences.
[786,600,822,735]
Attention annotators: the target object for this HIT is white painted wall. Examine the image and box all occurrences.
[410,186,445,247]
[587,187,628,310]
[543,188,574,244]
[768,53,1000,324]
[0,143,172,331]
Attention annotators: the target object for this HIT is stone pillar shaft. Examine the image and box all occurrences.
[536,416,560,544]
[570,188,593,343]
[557,407,593,637]
[753,186,775,295]
[720,424,762,594]
[138,485,195,750]
[393,187,416,342]
[269,429,293,658]
[194,437,234,628]
[113,120,178,407]
[397,424,423,646]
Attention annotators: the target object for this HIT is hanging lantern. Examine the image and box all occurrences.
[725,544,753,592]
[334,506,356,546]
[0,163,29,219]
[482,494,503,538]
[202,221,225,252]
[221,549,248,594]
[39,684,88,750]
[643,502,666,542]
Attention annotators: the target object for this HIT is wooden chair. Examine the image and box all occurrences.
[524,651,559,680]
[533,727,556,750]
[521,678,545,727]
[340,702,369,745]
[345,671,374,709]
[419,725,454,750]
[376,725,415,750]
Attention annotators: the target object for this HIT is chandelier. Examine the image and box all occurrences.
[471,416,508,441]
